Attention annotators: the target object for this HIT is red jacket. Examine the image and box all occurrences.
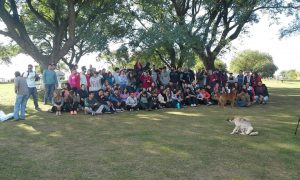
[140,74,152,89]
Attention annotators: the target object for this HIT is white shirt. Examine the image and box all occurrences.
[80,72,87,86]
[22,71,36,88]
[90,75,102,91]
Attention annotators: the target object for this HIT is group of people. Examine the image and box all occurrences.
[12,61,269,119]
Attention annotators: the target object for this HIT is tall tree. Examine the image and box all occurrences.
[230,50,278,77]
[0,0,125,69]
[128,0,299,70]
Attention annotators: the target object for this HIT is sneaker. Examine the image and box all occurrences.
[73,111,77,115]
[130,109,133,111]
[70,111,74,115]
[55,112,59,116]
[35,107,42,111]
[92,111,96,116]
[58,111,62,116]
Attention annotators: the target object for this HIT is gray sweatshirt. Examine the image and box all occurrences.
[15,76,29,95]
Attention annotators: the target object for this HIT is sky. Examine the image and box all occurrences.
[0,13,300,80]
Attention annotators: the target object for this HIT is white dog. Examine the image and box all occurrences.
[227,116,259,136]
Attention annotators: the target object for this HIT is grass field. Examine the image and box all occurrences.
[0,80,300,179]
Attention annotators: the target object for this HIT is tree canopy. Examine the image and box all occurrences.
[0,0,299,70]
[230,50,278,77]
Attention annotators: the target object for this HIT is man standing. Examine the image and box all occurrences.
[43,64,58,105]
[80,66,87,89]
[14,71,29,121]
[22,64,41,111]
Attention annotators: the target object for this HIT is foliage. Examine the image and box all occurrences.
[230,50,278,77]
[280,69,299,80]
[0,0,127,69]
[0,43,22,64]
[195,58,227,72]
[126,0,300,70]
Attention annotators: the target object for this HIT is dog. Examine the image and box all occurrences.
[227,116,259,136]
[218,90,237,108]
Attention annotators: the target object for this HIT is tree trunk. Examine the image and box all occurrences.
[202,56,215,70]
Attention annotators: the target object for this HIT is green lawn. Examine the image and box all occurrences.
[0,80,299,179]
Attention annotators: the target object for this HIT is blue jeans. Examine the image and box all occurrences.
[236,100,247,107]
[14,95,29,120]
[44,84,55,104]
[28,87,39,108]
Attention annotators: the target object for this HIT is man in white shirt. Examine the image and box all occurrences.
[22,64,41,111]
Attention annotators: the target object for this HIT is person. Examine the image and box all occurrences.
[84,92,97,115]
[68,69,80,92]
[0,110,14,122]
[151,90,161,109]
[236,70,244,86]
[54,64,65,89]
[140,71,152,89]
[197,88,212,105]
[43,64,58,105]
[22,64,41,111]
[51,90,64,116]
[158,88,172,108]
[160,66,170,86]
[89,72,102,98]
[138,90,152,111]
[171,89,183,108]
[13,71,29,121]
[254,81,269,104]
[118,70,128,90]
[243,71,254,86]
[109,89,125,111]
[183,87,197,107]
[125,92,139,111]
[236,89,251,107]
[227,73,236,86]
[77,84,88,108]
[80,66,88,89]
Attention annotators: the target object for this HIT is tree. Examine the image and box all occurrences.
[0,43,22,64]
[127,0,299,70]
[0,0,125,69]
[195,59,227,72]
[230,50,278,77]
[280,69,298,80]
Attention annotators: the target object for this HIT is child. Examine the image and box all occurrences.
[109,89,125,111]
[84,92,97,115]
[52,90,64,115]
[125,92,139,111]
[120,88,130,103]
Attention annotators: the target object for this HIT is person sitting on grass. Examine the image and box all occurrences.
[183,87,197,107]
[95,90,113,114]
[254,81,269,104]
[158,88,172,108]
[125,92,139,111]
[84,92,97,115]
[109,89,125,112]
[171,89,183,108]
[52,90,64,116]
[120,88,130,103]
[236,89,251,107]
[77,84,88,108]
[197,88,212,105]
[151,90,161,110]
[103,91,116,113]
[138,89,153,111]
